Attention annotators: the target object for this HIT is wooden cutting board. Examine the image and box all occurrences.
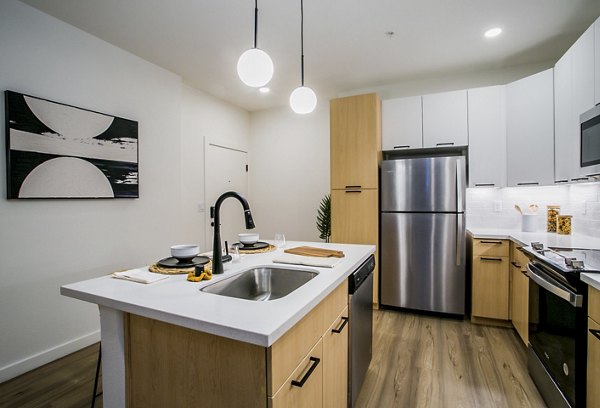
[284,246,345,258]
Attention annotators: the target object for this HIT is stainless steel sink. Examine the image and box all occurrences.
[200,266,319,301]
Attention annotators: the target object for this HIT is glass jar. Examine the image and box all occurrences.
[547,205,560,232]
[557,215,572,235]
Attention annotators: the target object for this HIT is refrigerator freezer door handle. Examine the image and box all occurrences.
[456,160,463,211]
[456,215,462,266]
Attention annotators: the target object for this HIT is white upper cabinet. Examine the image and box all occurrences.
[596,17,600,105]
[422,90,468,148]
[554,49,573,184]
[506,69,555,187]
[467,86,507,188]
[382,96,423,150]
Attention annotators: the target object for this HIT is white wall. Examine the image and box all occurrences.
[249,104,330,242]
[179,84,250,250]
[467,183,600,237]
[0,0,250,382]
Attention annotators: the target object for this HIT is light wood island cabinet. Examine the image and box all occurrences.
[125,280,349,408]
[330,93,381,306]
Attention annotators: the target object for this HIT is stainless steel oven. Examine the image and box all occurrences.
[521,244,600,408]
[526,261,587,408]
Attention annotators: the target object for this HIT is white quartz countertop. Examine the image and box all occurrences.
[61,241,375,347]
[468,227,600,291]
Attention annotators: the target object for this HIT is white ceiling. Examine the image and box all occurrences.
[20,0,600,112]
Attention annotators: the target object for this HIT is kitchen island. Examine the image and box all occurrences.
[61,241,375,408]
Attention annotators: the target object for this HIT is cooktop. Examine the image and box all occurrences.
[522,242,600,274]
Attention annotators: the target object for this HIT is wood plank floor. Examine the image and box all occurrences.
[356,309,547,408]
[0,343,102,408]
[0,310,546,408]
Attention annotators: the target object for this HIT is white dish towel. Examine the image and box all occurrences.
[112,267,170,284]
[272,254,342,268]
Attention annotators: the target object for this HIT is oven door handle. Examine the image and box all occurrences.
[526,264,583,307]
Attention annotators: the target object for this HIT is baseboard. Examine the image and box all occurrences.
[0,330,100,383]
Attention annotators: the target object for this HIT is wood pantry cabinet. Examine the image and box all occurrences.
[471,239,510,323]
[330,93,381,306]
[509,242,529,345]
[588,286,600,408]
[124,280,349,408]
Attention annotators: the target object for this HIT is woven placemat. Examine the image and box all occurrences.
[149,260,212,275]
[234,244,277,254]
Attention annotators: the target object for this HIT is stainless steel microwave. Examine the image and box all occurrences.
[581,104,600,167]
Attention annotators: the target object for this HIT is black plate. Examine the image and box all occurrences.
[157,255,210,268]
[234,241,270,250]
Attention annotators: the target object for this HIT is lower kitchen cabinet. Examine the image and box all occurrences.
[270,340,324,408]
[125,280,349,408]
[589,287,600,408]
[323,306,349,408]
[471,239,510,322]
[510,244,529,345]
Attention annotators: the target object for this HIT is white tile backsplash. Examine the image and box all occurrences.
[466,182,600,238]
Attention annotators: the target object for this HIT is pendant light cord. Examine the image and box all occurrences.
[254,0,258,48]
[300,0,305,86]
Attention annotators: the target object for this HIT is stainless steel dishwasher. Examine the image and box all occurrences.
[348,254,375,408]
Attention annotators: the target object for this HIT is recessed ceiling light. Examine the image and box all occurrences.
[484,27,502,38]
[259,87,270,93]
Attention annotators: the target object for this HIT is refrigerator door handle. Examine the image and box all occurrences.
[456,215,462,266]
[456,160,463,211]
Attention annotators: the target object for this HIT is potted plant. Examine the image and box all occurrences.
[316,194,331,243]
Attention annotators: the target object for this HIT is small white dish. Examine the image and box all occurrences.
[239,233,259,245]
[170,244,199,261]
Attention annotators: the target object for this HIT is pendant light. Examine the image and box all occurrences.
[289,0,317,114]
[237,0,273,87]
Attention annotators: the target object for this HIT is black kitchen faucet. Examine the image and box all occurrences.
[211,191,255,274]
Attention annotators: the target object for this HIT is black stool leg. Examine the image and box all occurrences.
[91,346,102,408]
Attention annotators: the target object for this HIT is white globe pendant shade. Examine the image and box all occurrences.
[237,48,274,87]
[289,86,317,114]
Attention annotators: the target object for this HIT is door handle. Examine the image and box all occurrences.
[590,329,600,341]
[526,264,582,307]
[393,145,410,149]
[456,215,463,266]
[436,142,454,146]
[517,182,539,186]
[511,261,521,268]
[475,183,495,187]
[332,317,349,333]
[291,357,321,387]
[481,257,502,262]
[480,240,502,245]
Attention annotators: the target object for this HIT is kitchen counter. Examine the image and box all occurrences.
[468,228,600,292]
[62,241,375,347]
[62,241,374,408]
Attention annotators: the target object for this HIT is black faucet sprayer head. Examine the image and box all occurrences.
[244,209,255,230]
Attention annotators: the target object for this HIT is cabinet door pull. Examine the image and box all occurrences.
[521,270,529,276]
[332,317,349,334]
[481,257,502,262]
[517,182,539,186]
[480,240,502,245]
[586,173,600,178]
[345,190,362,193]
[511,261,521,268]
[590,329,600,341]
[291,357,321,387]
[393,145,410,149]
[571,177,589,182]
[436,142,454,147]
[345,185,361,189]
[475,183,495,187]
[554,180,569,184]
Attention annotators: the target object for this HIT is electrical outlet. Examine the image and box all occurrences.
[493,200,502,213]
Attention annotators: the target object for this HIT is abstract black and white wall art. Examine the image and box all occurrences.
[5,91,139,198]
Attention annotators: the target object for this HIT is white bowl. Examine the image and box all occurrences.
[238,233,259,245]
[170,244,199,260]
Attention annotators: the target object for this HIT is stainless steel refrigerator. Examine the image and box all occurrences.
[380,155,466,315]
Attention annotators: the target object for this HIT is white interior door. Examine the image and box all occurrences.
[204,140,248,252]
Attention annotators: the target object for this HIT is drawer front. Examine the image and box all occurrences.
[269,339,323,408]
[590,287,600,324]
[473,239,509,257]
[588,317,600,408]
[268,280,348,395]
[510,244,529,268]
